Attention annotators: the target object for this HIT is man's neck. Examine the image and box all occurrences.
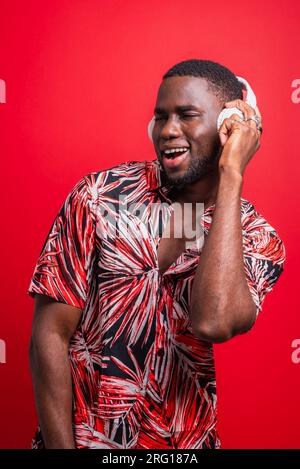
[168,169,220,210]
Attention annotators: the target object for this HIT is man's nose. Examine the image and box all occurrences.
[160,116,182,138]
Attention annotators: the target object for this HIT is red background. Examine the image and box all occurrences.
[0,0,299,449]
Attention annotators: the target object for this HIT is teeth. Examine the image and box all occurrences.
[164,147,189,155]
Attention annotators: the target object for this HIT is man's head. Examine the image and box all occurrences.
[153,59,244,190]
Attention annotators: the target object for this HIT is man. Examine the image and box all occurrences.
[27,59,285,449]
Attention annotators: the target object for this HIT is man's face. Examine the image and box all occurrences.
[153,76,223,190]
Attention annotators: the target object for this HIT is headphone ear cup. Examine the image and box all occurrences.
[216,76,258,131]
[217,107,244,131]
[148,116,155,142]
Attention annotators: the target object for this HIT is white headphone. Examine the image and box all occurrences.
[147,76,257,142]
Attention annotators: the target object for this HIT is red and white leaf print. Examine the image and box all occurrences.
[28,159,285,449]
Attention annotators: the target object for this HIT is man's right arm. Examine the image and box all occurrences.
[29,293,82,449]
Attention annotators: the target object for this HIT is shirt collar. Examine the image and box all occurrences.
[147,159,170,197]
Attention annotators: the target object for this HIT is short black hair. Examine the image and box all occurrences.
[162,59,244,104]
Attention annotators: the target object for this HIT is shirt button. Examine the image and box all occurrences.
[157,348,164,357]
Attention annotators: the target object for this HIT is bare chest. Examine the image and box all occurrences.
[157,205,200,275]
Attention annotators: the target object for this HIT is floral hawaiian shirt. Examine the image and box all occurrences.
[27,159,286,449]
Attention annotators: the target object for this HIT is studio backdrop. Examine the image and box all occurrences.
[0,0,299,449]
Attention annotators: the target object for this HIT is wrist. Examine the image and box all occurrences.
[216,166,243,203]
[219,165,244,184]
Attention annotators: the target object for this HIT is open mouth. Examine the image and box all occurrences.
[162,147,190,159]
[161,147,190,169]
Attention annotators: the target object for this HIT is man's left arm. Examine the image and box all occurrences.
[191,165,256,343]
[191,99,275,342]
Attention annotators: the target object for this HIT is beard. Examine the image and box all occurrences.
[159,142,222,192]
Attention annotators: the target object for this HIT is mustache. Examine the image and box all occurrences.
[158,148,221,193]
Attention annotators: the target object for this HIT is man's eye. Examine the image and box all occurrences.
[154,114,199,121]
[181,114,199,118]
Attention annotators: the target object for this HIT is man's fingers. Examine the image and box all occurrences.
[224,99,255,120]
[224,99,262,132]
[218,115,242,146]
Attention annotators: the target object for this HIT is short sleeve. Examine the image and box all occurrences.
[27,175,97,310]
[242,209,286,316]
